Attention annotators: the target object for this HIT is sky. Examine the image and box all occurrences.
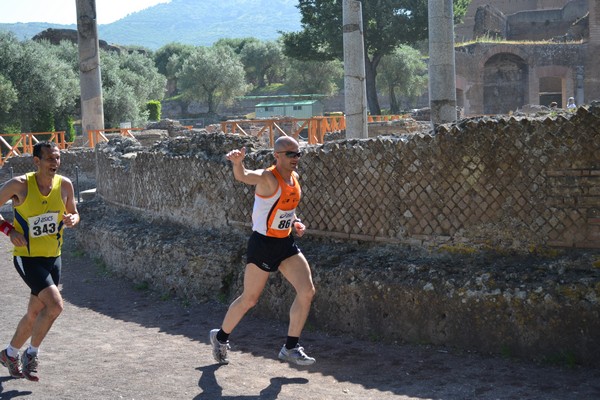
[0,0,171,25]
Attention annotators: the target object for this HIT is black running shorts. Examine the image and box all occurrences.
[246,231,301,272]
[14,256,62,296]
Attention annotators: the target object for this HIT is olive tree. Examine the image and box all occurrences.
[377,45,428,113]
[285,59,343,96]
[100,50,167,127]
[0,33,79,132]
[177,46,249,114]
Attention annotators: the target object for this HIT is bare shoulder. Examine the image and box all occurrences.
[1,175,27,190]
[60,175,75,195]
[60,175,73,185]
[255,168,279,196]
[0,175,28,206]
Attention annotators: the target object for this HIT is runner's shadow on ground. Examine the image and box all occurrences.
[0,376,32,400]
[193,365,308,399]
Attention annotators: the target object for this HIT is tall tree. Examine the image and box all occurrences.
[0,33,79,132]
[0,74,17,115]
[100,50,167,127]
[239,40,286,88]
[282,0,470,115]
[154,43,196,96]
[285,59,343,96]
[377,45,428,113]
[177,46,249,114]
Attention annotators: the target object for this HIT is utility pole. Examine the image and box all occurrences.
[343,0,368,139]
[76,0,104,138]
[428,0,457,127]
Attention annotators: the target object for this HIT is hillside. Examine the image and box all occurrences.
[0,0,302,50]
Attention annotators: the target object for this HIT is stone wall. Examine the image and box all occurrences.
[455,0,576,41]
[72,105,600,366]
[0,148,96,194]
[94,104,600,251]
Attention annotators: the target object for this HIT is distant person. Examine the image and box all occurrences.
[210,136,316,366]
[549,102,558,109]
[0,141,80,381]
[567,97,576,110]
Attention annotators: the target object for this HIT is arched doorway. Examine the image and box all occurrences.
[483,53,528,114]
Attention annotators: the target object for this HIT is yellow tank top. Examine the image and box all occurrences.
[13,172,66,257]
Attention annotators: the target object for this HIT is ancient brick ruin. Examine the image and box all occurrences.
[33,105,598,366]
[455,0,600,115]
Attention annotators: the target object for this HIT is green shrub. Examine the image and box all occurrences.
[65,116,76,143]
[147,100,161,121]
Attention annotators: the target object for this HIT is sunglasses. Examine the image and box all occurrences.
[277,151,303,158]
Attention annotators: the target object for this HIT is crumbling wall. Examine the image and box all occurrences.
[95,104,600,251]
[73,105,600,366]
[474,5,508,40]
[0,148,96,193]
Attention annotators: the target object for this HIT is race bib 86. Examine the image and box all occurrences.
[270,209,296,230]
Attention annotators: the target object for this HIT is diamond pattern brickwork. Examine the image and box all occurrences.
[96,104,600,251]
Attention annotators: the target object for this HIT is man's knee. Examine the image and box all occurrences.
[239,294,261,310]
[46,300,64,319]
[298,284,315,303]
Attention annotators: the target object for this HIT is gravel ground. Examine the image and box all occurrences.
[0,231,599,400]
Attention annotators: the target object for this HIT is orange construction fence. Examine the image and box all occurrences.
[86,127,145,148]
[220,115,406,146]
[220,115,348,146]
[0,131,69,166]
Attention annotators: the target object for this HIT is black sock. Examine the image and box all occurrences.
[285,336,299,350]
[216,329,229,343]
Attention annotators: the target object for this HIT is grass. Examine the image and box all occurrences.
[456,33,584,47]
[70,248,86,258]
[93,257,111,277]
[160,292,172,301]
[543,351,578,368]
[134,281,150,291]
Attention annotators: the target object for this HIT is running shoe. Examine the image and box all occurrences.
[21,351,39,382]
[278,344,316,366]
[0,349,23,378]
[209,329,230,365]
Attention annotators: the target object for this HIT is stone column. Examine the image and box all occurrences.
[343,0,368,139]
[585,0,600,104]
[76,0,104,136]
[428,0,457,126]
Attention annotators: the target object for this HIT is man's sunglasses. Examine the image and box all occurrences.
[277,151,303,158]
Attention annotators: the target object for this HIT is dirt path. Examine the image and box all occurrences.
[0,231,599,400]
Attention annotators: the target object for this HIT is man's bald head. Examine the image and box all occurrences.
[274,136,299,152]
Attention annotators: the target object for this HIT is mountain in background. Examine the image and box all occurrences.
[0,0,302,50]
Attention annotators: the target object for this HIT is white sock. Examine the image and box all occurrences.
[6,345,20,358]
[26,345,39,355]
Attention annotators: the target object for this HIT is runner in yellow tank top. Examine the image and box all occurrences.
[13,172,66,257]
[210,136,317,366]
[0,141,79,382]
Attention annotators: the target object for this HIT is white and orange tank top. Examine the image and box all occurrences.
[13,172,66,257]
[252,166,301,238]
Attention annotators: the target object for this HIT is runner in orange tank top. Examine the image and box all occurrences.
[210,136,317,366]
